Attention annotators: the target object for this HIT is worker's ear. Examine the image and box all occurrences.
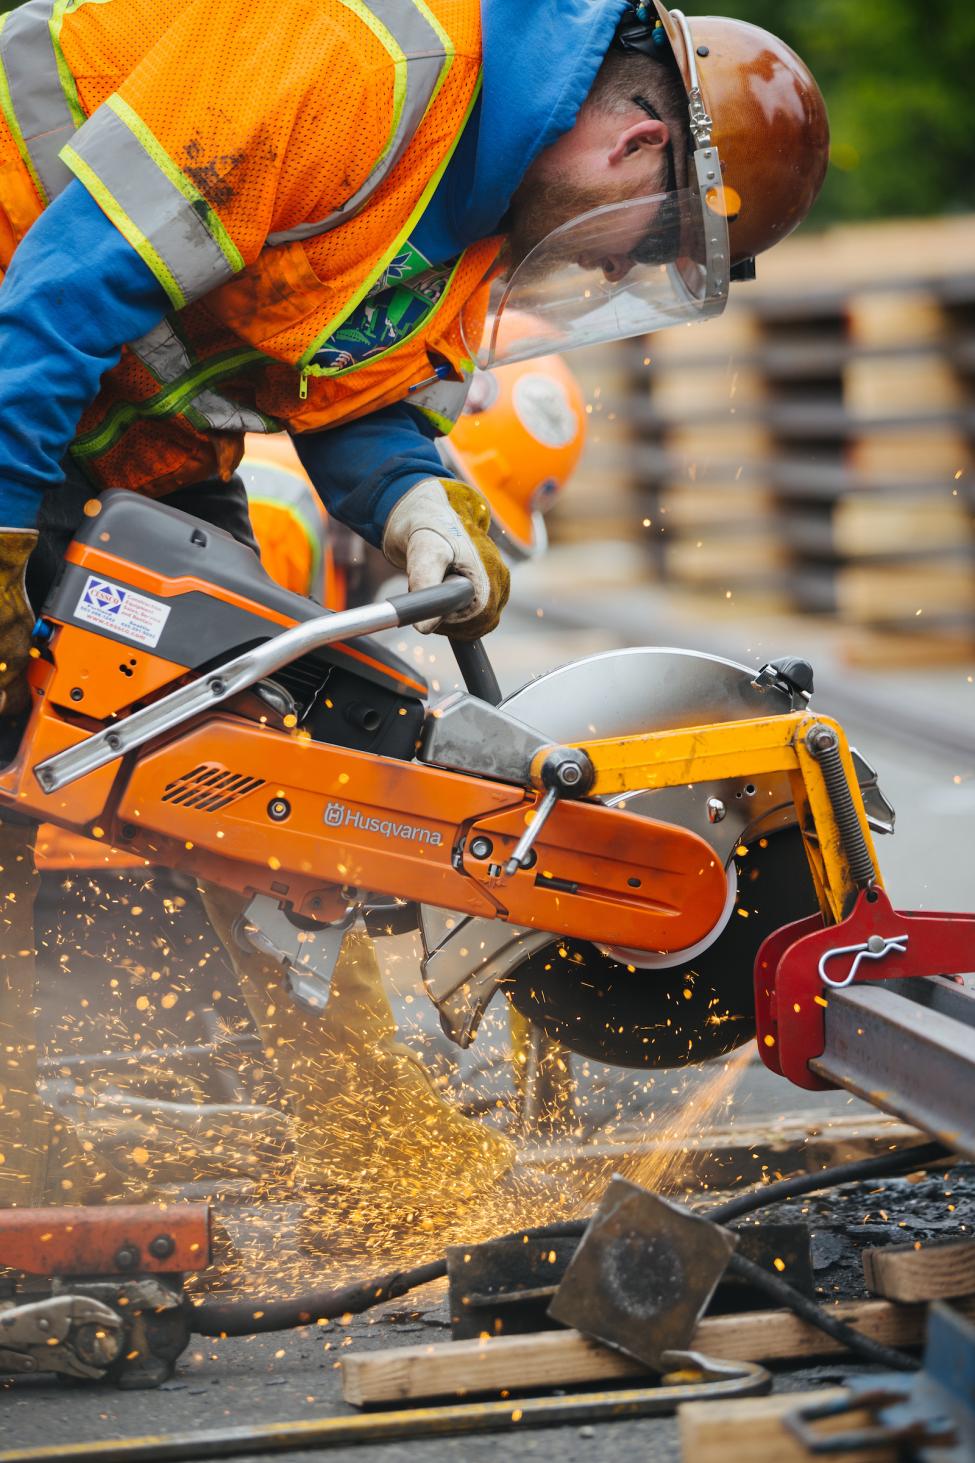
[607,117,669,166]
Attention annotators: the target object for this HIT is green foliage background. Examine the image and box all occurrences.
[0,0,972,223]
[715,0,975,225]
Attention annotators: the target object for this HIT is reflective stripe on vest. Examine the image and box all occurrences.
[70,342,271,464]
[243,468,328,594]
[62,95,244,309]
[130,320,276,436]
[409,372,473,435]
[266,0,453,246]
[0,0,80,205]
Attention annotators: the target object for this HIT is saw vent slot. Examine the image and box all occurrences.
[163,763,266,812]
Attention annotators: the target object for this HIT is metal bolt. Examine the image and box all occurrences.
[70,687,84,702]
[114,1245,139,1271]
[210,678,226,697]
[106,733,122,751]
[120,823,137,841]
[469,836,494,861]
[558,763,583,788]
[37,1318,50,1332]
[148,1234,175,1261]
[697,44,710,56]
[866,935,888,955]
[807,725,838,756]
[267,797,291,822]
[706,797,727,824]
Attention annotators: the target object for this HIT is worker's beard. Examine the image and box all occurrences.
[501,169,634,281]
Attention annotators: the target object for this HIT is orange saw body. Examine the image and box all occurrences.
[0,493,726,955]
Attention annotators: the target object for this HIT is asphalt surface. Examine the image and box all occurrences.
[4,552,974,1458]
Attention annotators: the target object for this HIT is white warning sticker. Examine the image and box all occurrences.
[74,575,171,648]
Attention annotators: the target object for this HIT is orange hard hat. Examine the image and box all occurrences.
[441,336,586,560]
[647,4,830,264]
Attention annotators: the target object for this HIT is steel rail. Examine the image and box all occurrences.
[810,976,975,1160]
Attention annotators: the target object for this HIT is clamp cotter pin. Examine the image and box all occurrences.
[818,932,910,989]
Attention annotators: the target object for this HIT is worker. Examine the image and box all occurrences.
[0,0,830,1208]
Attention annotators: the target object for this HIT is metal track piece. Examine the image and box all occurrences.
[810,976,975,1159]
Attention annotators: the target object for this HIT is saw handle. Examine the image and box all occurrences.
[387,578,473,626]
[388,579,503,707]
[449,638,502,707]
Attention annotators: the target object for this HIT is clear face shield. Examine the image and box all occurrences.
[469,149,731,370]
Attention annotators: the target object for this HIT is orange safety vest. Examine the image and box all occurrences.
[238,435,330,604]
[0,0,498,496]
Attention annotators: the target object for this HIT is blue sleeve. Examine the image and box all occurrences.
[292,404,447,548]
[0,180,169,528]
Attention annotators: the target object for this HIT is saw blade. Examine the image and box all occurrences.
[504,828,817,1068]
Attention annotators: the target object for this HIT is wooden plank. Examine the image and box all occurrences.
[341,1295,975,1406]
[863,1239,975,1303]
[678,1390,895,1463]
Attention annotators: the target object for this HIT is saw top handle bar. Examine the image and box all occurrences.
[389,577,472,626]
[34,579,477,794]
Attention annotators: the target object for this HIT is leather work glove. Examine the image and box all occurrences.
[382,479,510,640]
[0,529,38,719]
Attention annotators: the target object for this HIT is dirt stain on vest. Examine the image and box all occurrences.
[182,137,247,209]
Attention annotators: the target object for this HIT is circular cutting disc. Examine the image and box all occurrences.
[504,827,817,1068]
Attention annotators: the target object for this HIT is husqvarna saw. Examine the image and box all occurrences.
[6,490,966,1088]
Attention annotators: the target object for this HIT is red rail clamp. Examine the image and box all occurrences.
[754,887,975,1090]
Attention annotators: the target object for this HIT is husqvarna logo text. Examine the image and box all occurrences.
[323,801,443,847]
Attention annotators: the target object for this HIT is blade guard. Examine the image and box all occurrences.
[464,797,728,952]
[754,887,975,1090]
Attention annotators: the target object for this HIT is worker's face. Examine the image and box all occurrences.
[504,113,672,280]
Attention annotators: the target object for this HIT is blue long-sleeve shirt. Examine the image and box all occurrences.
[0,183,445,543]
[0,0,626,539]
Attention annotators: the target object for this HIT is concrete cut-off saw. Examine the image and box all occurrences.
[4,490,965,1090]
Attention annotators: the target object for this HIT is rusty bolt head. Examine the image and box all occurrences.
[114,1245,140,1271]
[806,725,838,756]
[148,1234,176,1261]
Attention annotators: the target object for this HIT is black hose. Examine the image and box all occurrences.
[193,1258,447,1337]
[191,1141,952,1342]
[707,1140,949,1225]
[727,1253,919,1372]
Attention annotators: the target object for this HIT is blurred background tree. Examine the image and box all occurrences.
[718,0,975,225]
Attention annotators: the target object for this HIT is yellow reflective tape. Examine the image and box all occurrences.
[105,94,244,276]
[60,142,185,308]
[50,0,97,130]
[247,494,325,587]
[299,72,483,372]
[0,14,46,202]
[71,346,265,459]
[413,406,457,436]
[333,0,406,169]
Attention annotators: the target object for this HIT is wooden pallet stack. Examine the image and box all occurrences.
[554,216,975,661]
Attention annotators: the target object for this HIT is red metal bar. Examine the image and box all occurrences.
[754,887,975,1090]
[0,1203,211,1275]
